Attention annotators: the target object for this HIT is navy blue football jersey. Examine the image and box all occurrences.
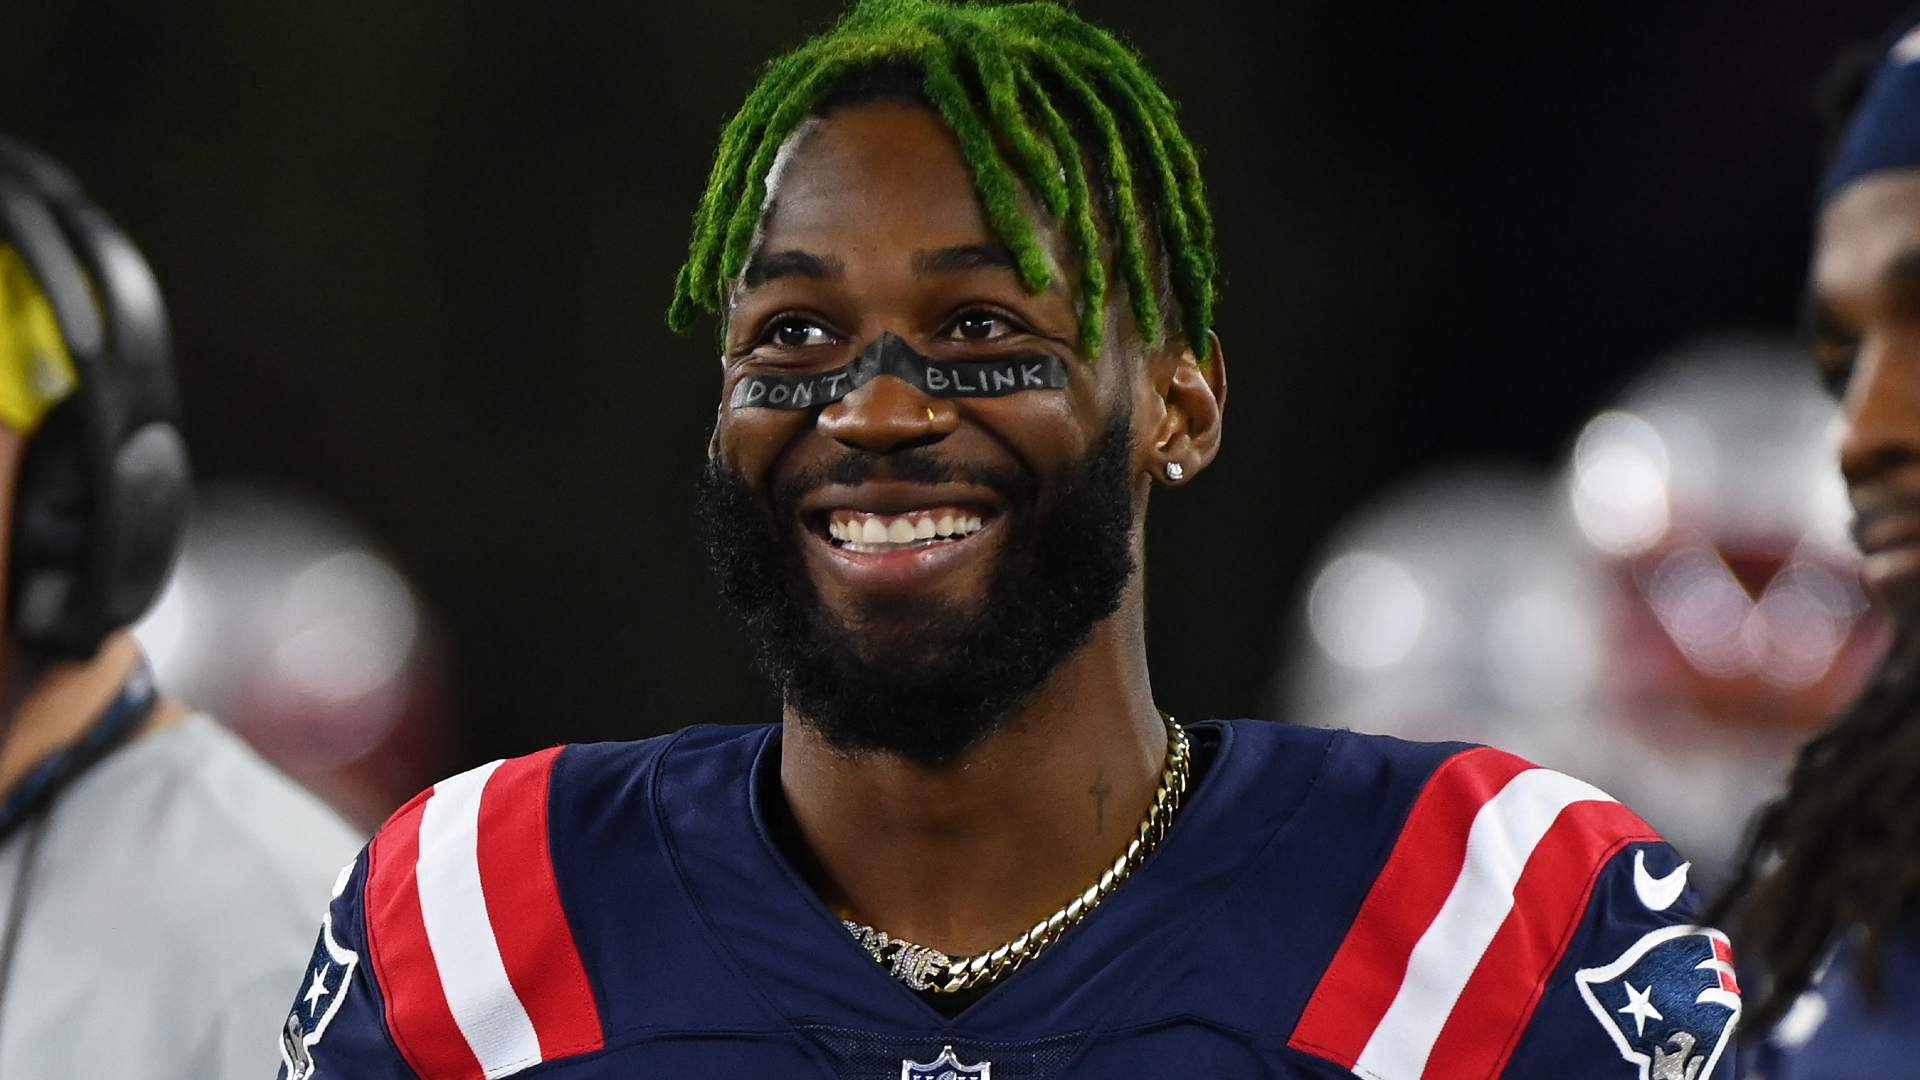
[279,720,1740,1080]
[1743,928,1920,1079]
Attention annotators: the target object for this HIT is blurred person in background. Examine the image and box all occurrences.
[1565,343,1877,883]
[1281,340,1879,892]
[1278,464,1599,758]
[1718,13,1920,1076]
[286,3,1738,1078]
[0,135,359,1077]
[134,485,455,833]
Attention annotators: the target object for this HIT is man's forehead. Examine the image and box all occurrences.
[1818,170,1920,296]
[752,110,990,243]
[741,243,1020,288]
[743,106,1071,294]
[762,106,979,215]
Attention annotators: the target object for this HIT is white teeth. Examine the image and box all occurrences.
[827,510,988,550]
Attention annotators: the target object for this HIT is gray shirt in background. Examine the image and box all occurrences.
[0,712,363,1079]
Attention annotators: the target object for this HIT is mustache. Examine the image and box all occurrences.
[769,447,1036,510]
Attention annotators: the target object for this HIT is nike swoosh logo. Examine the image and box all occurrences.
[1633,849,1690,911]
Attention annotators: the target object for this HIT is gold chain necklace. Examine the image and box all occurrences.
[844,716,1191,994]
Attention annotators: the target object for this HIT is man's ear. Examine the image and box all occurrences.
[1143,331,1226,485]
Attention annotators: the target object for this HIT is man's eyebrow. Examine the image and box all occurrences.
[1887,249,1920,286]
[1882,249,1920,319]
[742,249,841,287]
[912,244,1019,275]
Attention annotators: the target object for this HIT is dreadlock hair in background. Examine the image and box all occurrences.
[1714,611,1920,1031]
[666,0,1217,361]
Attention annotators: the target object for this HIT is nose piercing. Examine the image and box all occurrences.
[926,407,937,421]
[1164,462,1185,482]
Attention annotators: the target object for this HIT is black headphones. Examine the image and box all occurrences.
[0,134,189,662]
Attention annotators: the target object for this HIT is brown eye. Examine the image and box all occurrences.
[769,318,832,348]
[1806,301,1858,399]
[954,312,1010,341]
[1812,338,1853,397]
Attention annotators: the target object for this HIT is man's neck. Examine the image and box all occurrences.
[778,605,1168,959]
[0,631,171,800]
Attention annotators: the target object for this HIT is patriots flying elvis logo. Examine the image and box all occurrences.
[279,912,359,1080]
[901,1044,991,1080]
[1576,925,1740,1080]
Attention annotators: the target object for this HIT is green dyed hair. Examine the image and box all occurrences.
[667,0,1216,360]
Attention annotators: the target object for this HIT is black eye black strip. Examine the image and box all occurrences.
[729,332,1070,410]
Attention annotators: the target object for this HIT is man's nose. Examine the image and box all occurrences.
[1841,333,1920,485]
[816,373,955,454]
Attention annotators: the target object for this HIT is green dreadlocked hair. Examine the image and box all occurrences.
[666,0,1216,361]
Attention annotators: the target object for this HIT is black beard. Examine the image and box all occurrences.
[695,418,1137,767]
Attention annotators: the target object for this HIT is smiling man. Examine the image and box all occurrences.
[283,3,1737,1078]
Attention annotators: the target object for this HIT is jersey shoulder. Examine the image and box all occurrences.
[280,725,773,1080]
[1269,730,1740,1080]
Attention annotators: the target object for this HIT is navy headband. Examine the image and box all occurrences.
[1824,20,1920,202]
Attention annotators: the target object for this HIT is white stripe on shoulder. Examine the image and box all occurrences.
[414,759,543,1079]
[1354,768,1613,1080]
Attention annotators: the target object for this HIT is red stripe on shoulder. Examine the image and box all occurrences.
[1288,746,1534,1068]
[1422,801,1658,1080]
[477,746,605,1059]
[365,788,485,1080]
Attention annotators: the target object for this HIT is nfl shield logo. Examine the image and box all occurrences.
[1575,925,1740,1080]
[901,1044,991,1080]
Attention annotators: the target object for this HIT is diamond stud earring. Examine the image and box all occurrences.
[1164,462,1185,482]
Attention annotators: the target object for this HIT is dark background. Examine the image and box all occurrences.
[0,0,1907,765]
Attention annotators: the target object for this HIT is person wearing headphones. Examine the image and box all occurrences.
[0,134,361,1077]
